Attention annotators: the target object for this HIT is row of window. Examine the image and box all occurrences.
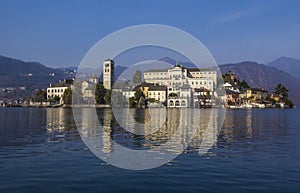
[47,94,62,98]
[149,92,165,96]
[169,100,186,107]
[190,81,212,85]
[145,71,215,76]
[145,72,167,76]
[48,89,64,93]
[190,71,214,75]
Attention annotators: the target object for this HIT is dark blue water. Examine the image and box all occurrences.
[0,107,299,193]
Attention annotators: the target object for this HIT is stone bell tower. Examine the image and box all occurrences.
[103,59,114,90]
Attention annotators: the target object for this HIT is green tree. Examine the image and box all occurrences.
[128,88,146,108]
[266,96,276,104]
[33,89,47,102]
[53,96,60,103]
[104,89,112,105]
[129,97,136,108]
[62,88,72,105]
[274,84,293,108]
[95,83,107,104]
[148,98,156,103]
[134,88,145,101]
[274,83,289,98]
[240,80,250,88]
[133,70,142,84]
[283,98,294,108]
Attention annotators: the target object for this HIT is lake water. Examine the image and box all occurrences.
[0,107,299,193]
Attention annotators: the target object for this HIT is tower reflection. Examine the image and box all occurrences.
[97,108,219,154]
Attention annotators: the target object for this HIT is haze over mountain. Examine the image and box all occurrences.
[219,61,300,103]
[159,57,197,68]
[267,56,300,79]
[0,55,65,89]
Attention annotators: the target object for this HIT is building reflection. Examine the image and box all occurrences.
[45,107,290,157]
[246,109,253,138]
[102,108,112,154]
[220,109,254,143]
[96,108,220,154]
[45,108,76,142]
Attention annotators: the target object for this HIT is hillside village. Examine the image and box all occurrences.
[23,59,294,109]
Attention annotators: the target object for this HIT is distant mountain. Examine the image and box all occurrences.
[0,55,65,89]
[220,61,300,103]
[267,56,300,79]
[159,57,196,68]
[59,66,78,71]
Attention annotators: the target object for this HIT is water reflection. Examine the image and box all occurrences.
[45,108,77,143]
[246,109,253,139]
[74,107,226,169]
[0,108,47,146]
[102,109,112,153]
[76,108,223,155]
[220,109,289,144]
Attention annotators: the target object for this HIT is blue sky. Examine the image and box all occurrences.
[0,0,299,67]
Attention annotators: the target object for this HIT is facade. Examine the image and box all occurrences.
[46,79,74,104]
[123,89,135,99]
[223,82,240,93]
[103,59,114,90]
[133,83,167,103]
[81,81,96,104]
[146,85,167,103]
[47,86,69,104]
[144,64,216,92]
[167,84,193,108]
[88,77,99,84]
[143,64,217,108]
[194,88,213,108]
[246,88,268,102]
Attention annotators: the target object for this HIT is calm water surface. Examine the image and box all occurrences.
[0,107,299,193]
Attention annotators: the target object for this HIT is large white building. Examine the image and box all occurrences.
[47,79,74,104]
[143,64,217,107]
[47,86,69,104]
[144,64,217,92]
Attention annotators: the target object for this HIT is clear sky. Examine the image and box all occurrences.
[0,0,299,67]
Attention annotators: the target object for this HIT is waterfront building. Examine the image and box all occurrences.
[142,63,217,108]
[193,88,213,108]
[223,82,240,93]
[81,81,96,104]
[122,89,135,99]
[134,82,167,103]
[47,86,69,104]
[46,79,74,104]
[246,88,269,102]
[144,64,216,92]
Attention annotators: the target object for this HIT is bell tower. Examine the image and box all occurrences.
[103,59,114,90]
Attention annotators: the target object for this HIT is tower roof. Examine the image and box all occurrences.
[104,58,114,62]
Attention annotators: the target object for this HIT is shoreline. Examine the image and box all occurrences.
[1,104,296,109]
